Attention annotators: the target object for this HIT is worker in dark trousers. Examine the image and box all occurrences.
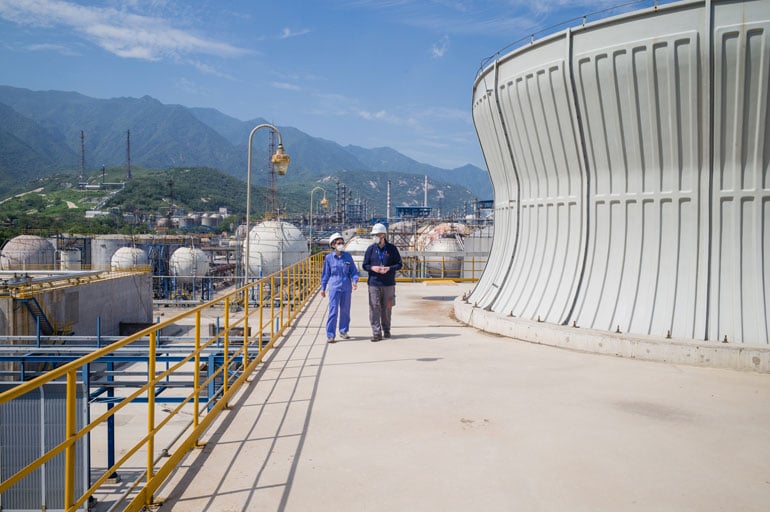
[362,223,402,342]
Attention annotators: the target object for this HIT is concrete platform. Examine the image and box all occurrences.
[155,282,770,511]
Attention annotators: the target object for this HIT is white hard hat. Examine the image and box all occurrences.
[371,223,387,235]
[329,232,344,246]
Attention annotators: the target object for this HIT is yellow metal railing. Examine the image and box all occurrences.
[0,253,324,512]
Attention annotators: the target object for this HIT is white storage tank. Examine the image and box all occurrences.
[462,226,493,279]
[111,247,149,271]
[344,236,373,277]
[425,235,464,278]
[0,235,56,270]
[92,234,132,270]
[242,220,308,279]
[201,213,220,228]
[170,247,210,285]
[59,248,82,271]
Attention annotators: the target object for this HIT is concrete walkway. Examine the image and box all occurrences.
[156,283,770,512]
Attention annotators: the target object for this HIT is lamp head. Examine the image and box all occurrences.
[272,144,290,175]
[320,196,329,209]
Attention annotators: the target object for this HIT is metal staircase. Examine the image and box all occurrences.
[18,297,57,335]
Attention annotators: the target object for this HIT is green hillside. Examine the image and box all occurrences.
[0,165,476,241]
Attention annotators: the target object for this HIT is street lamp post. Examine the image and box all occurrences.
[245,124,290,289]
[308,186,329,252]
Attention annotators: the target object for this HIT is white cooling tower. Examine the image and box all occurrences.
[467,0,770,345]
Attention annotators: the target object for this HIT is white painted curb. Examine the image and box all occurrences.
[454,298,770,373]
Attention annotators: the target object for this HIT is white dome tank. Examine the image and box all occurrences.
[0,235,56,270]
[243,220,309,278]
[425,235,464,278]
[111,247,149,271]
[344,236,373,277]
[92,234,132,270]
[170,247,210,285]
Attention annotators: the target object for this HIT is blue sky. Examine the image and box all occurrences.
[0,0,657,170]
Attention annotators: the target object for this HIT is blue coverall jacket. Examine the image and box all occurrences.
[320,251,359,338]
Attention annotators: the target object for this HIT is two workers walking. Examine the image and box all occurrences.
[320,223,403,343]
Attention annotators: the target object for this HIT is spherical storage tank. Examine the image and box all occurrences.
[344,236,372,277]
[0,235,55,270]
[243,220,308,278]
[425,235,464,278]
[170,247,210,285]
[92,234,132,270]
[111,247,149,271]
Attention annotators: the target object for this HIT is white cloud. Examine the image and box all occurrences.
[188,60,235,80]
[358,110,387,121]
[431,35,449,58]
[271,82,302,91]
[25,42,80,56]
[175,77,209,96]
[0,0,248,61]
[280,27,311,39]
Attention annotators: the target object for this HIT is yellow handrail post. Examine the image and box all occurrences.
[145,330,157,507]
[193,310,201,434]
[258,280,263,353]
[270,275,275,340]
[290,265,295,320]
[280,269,284,330]
[223,297,230,403]
[243,285,249,366]
[64,369,77,510]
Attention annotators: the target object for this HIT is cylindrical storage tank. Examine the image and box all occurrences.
[91,235,132,270]
[59,248,82,271]
[201,213,219,228]
[111,246,149,271]
[169,247,210,285]
[189,213,201,226]
[242,220,309,278]
[0,235,56,270]
[344,236,373,277]
[235,224,248,240]
[425,235,463,278]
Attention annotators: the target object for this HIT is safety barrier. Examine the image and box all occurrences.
[0,253,324,511]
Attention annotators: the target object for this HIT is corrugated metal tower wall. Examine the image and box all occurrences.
[469,0,770,345]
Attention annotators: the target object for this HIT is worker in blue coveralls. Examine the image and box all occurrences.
[362,223,402,342]
[320,232,359,343]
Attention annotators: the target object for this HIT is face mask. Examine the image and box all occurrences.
[335,244,344,252]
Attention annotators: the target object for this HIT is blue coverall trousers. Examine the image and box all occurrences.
[327,285,352,338]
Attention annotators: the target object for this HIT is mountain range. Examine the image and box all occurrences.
[0,85,492,212]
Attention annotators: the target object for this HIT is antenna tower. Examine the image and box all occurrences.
[126,130,132,180]
[80,130,85,181]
